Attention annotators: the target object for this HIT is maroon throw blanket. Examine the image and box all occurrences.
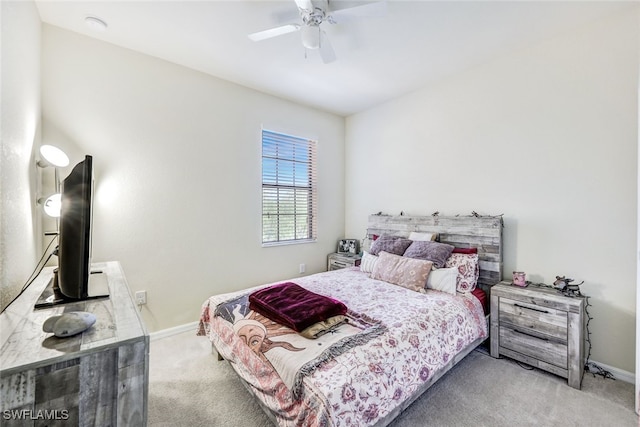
[249,282,348,332]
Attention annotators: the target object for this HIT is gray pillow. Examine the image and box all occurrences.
[403,240,455,268]
[369,235,412,256]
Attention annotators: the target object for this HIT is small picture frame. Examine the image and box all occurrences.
[338,239,359,255]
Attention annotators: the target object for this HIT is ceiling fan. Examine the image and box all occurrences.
[248,0,387,64]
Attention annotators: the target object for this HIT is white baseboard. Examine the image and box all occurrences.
[149,321,199,341]
[149,322,636,385]
[588,359,635,384]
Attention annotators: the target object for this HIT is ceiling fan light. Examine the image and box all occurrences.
[301,25,320,50]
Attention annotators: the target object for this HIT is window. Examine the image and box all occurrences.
[262,129,317,245]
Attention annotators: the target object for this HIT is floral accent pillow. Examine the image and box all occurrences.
[371,251,433,293]
[360,251,379,274]
[403,240,455,268]
[445,253,480,293]
[368,235,412,256]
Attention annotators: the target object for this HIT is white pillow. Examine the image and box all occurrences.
[360,251,378,274]
[426,267,457,295]
[408,231,437,241]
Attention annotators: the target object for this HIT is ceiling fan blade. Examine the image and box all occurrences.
[318,31,336,64]
[248,24,301,42]
[294,0,314,12]
[329,0,387,24]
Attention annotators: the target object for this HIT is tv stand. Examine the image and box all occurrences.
[1,261,148,425]
[34,269,110,309]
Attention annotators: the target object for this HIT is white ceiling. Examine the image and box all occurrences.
[35,0,632,116]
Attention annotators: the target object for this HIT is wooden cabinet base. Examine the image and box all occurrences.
[1,262,149,425]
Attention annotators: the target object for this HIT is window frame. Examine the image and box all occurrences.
[261,129,318,247]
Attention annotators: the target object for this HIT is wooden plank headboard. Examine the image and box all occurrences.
[366,214,503,290]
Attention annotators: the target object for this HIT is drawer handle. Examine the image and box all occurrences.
[514,303,549,314]
[513,328,549,341]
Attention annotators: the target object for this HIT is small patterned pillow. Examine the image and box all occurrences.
[371,251,433,293]
[369,235,413,256]
[360,251,379,274]
[445,253,480,293]
[403,240,455,268]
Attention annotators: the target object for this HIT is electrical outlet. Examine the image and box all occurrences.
[135,290,147,305]
[299,264,306,274]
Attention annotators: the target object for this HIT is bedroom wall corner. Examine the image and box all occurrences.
[0,0,42,312]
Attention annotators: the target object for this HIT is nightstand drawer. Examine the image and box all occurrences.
[499,326,567,369]
[329,260,350,270]
[499,297,567,341]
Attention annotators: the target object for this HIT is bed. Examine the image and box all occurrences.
[198,214,503,426]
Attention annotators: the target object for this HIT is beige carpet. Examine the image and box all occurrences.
[148,330,638,427]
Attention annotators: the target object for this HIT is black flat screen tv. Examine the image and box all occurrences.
[57,154,93,299]
[35,154,108,309]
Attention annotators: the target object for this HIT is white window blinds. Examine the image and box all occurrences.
[262,129,317,245]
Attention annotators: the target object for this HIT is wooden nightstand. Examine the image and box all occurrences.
[327,253,362,271]
[490,281,585,389]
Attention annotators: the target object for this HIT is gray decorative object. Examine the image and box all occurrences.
[553,275,584,297]
[43,311,97,337]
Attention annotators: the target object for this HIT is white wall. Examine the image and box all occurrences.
[41,25,345,332]
[346,9,639,373]
[0,1,42,311]
[636,8,640,412]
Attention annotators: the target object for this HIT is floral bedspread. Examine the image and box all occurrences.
[198,267,487,427]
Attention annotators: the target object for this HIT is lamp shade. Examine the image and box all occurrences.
[40,145,69,168]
